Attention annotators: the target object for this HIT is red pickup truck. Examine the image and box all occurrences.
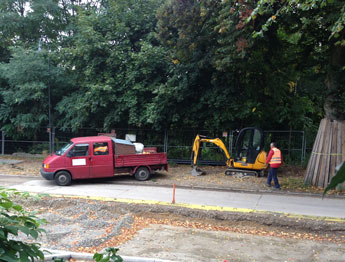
[40,136,168,186]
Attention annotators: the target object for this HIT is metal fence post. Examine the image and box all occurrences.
[303,135,307,162]
[229,130,233,155]
[301,131,305,163]
[164,129,168,153]
[1,131,4,155]
[52,127,55,154]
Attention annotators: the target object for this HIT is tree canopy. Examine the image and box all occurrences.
[0,0,344,138]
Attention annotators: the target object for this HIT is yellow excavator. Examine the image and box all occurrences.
[191,127,267,177]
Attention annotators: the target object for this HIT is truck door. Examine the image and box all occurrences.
[66,143,91,179]
[90,141,114,178]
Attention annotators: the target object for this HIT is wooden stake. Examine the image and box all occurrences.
[172,184,176,204]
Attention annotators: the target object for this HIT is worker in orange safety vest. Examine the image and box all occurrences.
[265,142,283,190]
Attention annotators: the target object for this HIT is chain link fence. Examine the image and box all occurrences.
[0,128,308,165]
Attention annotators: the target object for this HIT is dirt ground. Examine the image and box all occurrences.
[17,197,345,262]
[121,225,345,262]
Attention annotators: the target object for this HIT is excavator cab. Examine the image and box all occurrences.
[233,127,264,163]
[230,127,267,175]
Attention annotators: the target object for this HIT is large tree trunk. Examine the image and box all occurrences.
[323,45,345,121]
[304,45,345,188]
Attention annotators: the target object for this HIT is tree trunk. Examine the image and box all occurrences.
[324,45,345,121]
[304,45,345,188]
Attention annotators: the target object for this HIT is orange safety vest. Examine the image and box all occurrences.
[94,146,108,153]
[269,148,282,165]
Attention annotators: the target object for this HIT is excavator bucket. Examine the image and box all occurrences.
[191,166,206,176]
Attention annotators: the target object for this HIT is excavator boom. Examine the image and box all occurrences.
[191,135,232,176]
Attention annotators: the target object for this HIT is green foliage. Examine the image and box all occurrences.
[0,0,68,46]
[93,247,123,262]
[0,0,342,148]
[248,0,345,121]
[155,0,241,129]
[0,46,68,139]
[167,146,191,159]
[0,48,48,135]
[198,146,229,162]
[154,0,327,131]
[324,161,345,196]
[52,258,66,262]
[56,0,169,130]
[28,143,49,155]
[249,0,345,44]
[0,187,46,262]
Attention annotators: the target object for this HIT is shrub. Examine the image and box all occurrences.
[0,187,46,262]
[94,247,123,262]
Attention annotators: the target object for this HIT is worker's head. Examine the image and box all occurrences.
[270,142,276,148]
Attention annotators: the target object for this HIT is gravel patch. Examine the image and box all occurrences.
[0,159,24,165]
[32,199,134,249]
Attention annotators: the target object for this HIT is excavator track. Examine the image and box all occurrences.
[225,168,264,177]
[192,166,265,177]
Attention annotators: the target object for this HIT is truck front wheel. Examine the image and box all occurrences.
[135,167,150,181]
[55,171,72,186]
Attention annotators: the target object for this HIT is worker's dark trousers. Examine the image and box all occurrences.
[267,168,280,188]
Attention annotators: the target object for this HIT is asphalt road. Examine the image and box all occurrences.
[1,174,345,219]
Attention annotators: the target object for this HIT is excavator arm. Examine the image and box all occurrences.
[191,135,233,176]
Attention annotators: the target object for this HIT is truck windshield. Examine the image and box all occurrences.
[55,142,73,156]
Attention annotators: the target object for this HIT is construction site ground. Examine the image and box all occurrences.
[0,154,335,194]
[2,155,345,261]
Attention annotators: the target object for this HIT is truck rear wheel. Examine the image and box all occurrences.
[135,167,150,181]
[55,171,72,186]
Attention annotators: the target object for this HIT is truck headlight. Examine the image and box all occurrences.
[44,164,50,169]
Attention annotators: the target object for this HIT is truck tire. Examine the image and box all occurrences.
[55,171,72,186]
[135,167,150,181]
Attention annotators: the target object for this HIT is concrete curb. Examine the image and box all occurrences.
[0,173,39,178]
[86,179,345,200]
[43,249,176,262]
[48,193,345,223]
